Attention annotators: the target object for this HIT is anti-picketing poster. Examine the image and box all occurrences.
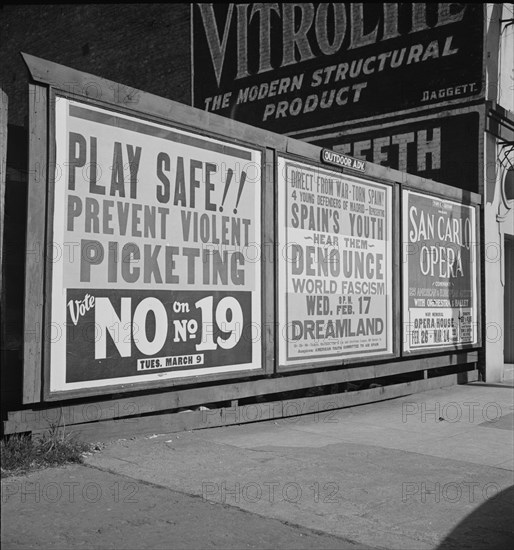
[402,190,478,352]
[278,156,393,368]
[49,97,262,393]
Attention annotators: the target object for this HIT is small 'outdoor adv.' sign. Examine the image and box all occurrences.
[321,149,366,172]
[49,98,262,393]
[402,189,478,352]
[277,156,393,368]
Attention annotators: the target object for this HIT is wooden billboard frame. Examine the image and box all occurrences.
[18,53,482,423]
[271,140,482,373]
[400,187,482,356]
[274,150,400,373]
[0,89,7,295]
[23,83,47,404]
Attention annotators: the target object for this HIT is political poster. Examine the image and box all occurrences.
[402,190,478,352]
[278,156,393,368]
[48,97,262,393]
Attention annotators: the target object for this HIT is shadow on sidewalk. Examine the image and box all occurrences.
[437,485,514,550]
[468,382,514,389]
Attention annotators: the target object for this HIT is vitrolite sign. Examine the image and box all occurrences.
[192,3,484,134]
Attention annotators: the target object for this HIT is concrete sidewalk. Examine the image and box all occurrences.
[2,381,514,549]
[1,464,367,550]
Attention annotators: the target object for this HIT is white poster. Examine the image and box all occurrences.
[49,97,262,393]
[278,156,393,368]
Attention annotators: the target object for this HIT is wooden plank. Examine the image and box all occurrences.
[42,368,270,403]
[477,105,486,198]
[9,351,478,424]
[20,53,288,153]
[401,182,481,209]
[272,145,280,374]
[393,182,402,356]
[263,148,275,374]
[21,369,479,441]
[285,136,316,158]
[8,351,478,426]
[22,84,47,404]
[41,86,57,403]
[6,352,478,431]
[475,204,483,348]
[0,89,7,294]
[20,54,481,207]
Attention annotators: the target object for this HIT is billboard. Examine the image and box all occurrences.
[402,190,478,352]
[192,3,484,134]
[277,156,394,369]
[48,97,262,394]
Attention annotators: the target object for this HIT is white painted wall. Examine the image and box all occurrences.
[484,4,514,381]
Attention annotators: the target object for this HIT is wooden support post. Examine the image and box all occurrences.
[23,84,47,404]
[0,89,7,294]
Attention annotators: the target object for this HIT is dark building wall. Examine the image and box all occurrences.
[0,4,189,410]
[0,4,191,127]
[189,3,484,193]
[0,4,489,412]
[0,4,484,182]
